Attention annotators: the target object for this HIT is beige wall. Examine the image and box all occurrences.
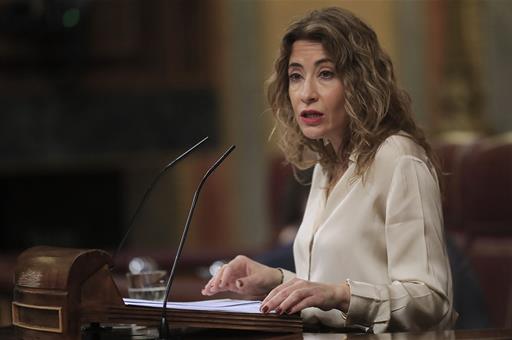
[259,1,397,78]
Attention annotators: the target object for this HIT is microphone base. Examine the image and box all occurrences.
[158,317,170,339]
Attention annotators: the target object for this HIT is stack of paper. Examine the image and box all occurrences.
[123,298,266,314]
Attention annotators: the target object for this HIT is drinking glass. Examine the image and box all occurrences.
[126,270,167,301]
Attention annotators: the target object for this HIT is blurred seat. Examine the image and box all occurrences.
[457,132,512,328]
[467,239,512,328]
[458,132,512,241]
[267,156,311,245]
[432,131,481,241]
[267,156,295,231]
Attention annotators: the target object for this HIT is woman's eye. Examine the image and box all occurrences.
[288,73,302,82]
[319,70,334,79]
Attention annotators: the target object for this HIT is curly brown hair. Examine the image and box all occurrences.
[267,7,438,181]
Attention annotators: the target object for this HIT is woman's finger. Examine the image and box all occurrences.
[272,288,308,314]
[261,282,285,308]
[218,264,236,289]
[278,284,337,314]
[261,279,302,312]
[201,275,217,295]
[282,293,319,315]
[203,265,227,295]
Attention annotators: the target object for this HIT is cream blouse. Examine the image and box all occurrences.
[281,134,457,333]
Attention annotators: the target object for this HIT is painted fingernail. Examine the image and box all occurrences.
[285,309,292,314]
[276,307,282,315]
[261,306,268,313]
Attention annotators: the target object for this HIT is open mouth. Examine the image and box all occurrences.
[301,110,324,118]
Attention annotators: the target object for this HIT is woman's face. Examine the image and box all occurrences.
[288,40,348,150]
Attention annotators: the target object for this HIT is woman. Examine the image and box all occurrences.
[202,7,457,333]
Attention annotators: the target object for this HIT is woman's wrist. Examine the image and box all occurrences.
[266,267,284,290]
[334,282,351,313]
[275,267,284,285]
[273,267,284,286]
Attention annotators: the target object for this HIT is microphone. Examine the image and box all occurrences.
[112,136,209,264]
[158,144,236,339]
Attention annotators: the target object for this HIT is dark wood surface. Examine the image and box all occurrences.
[1,326,512,339]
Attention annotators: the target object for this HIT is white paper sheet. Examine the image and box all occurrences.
[123,298,270,314]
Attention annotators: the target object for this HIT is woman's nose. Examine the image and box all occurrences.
[300,78,318,104]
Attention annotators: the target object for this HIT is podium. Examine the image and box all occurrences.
[11,246,302,340]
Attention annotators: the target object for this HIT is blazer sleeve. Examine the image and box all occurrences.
[345,156,457,332]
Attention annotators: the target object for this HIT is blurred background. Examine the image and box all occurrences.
[0,0,511,330]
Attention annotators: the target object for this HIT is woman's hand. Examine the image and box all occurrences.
[201,255,283,298]
[260,278,350,315]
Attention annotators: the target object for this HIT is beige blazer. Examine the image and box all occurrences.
[282,134,457,333]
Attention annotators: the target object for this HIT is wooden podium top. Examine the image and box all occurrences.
[11,246,301,339]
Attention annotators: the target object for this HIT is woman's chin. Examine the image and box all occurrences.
[299,128,325,141]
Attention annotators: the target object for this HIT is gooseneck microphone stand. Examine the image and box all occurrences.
[158,145,236,339]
